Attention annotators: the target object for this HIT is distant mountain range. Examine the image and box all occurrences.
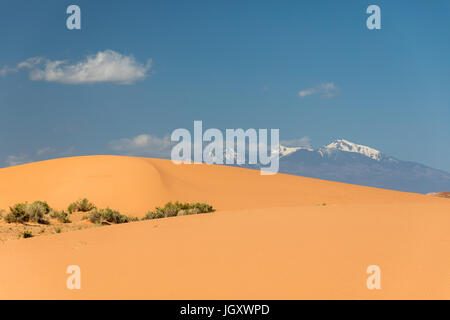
[245,139,450,194]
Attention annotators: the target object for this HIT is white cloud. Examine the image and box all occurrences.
[298,82,339,98]
[1,50,152,85]
[5,155,31,167]
[320,82,339,98]
[36,146,56,156]
[298,88,317,97]
[0,66,13,76]
[280,137,311,148]
[5,146,75,167]
[108,134,172,157]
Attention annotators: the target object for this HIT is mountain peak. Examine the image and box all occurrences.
[321,139,383,161]
[279,145,313,157]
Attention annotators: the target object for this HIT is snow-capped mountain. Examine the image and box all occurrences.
[246,139,450,194]
[319,139,384,161]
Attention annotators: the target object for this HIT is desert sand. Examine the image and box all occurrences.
[0,155,449,299]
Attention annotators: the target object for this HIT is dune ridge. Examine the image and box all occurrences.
[0,155,439,217]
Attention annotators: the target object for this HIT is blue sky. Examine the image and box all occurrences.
[1,0,450,170]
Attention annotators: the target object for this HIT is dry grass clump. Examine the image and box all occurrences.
[86,208,139,225]
[22,230,33,238]
[4,201,50,224]
[49,210,71,223]
[68,198,96,213]
[142,201,214,220]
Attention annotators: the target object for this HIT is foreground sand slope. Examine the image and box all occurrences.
[0,156,449,299]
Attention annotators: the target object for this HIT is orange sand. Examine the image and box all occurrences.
[0,155,449,299]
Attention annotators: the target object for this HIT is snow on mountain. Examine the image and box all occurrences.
[275,139,450,194]
[226,138,450,194]
[279,145,312,157]
[209,145,311,164]
[319,139,383,161]
[211,139,384,163]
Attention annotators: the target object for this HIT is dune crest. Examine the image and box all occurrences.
[0,155,438,216]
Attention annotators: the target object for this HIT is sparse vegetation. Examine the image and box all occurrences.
[5,203,28,223]
[86,208,138,225]
[4,201,50,224]
[68,198,96,213]
[142,201,215,220]
[1,198,214,241]
[50,210,71,223]
[22,230,33,238]
[32,201,51,214]
[26,202,50,224]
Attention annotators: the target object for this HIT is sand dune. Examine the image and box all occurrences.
[0,156,436,216]
[0,155,449,299]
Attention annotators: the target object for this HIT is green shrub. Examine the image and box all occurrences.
[101,208,138,224]
[4,201,50,224]
[31,201,51,214]
[50,210,71,223]
[54,227,62,234]
[5,203,28,223]
[142,210,165,220]
[22,230,33,238]
[142,201,215,220]
[68,198,96,213]
[190,202,214,214]
[87,209,102,224]
[86,208,138,224]
[26,202,50,224]
[177,207,200,216]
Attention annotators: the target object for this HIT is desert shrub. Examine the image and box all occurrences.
[86,208,138,224]
[190,202,214,214]
[177,207,200,216]
[54,227,62,234]
[4,201,51,224]
[25,202,50,224]
[88,209,102,224]
[158,202,179,217]
[142,201,215,220]
[101,208,138,224]
[31,201,51,214]
[142,210,165,220]
[5,203,28,223]
[50,210,71,223]
[22,230,33,238]
[68,198,96,213]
